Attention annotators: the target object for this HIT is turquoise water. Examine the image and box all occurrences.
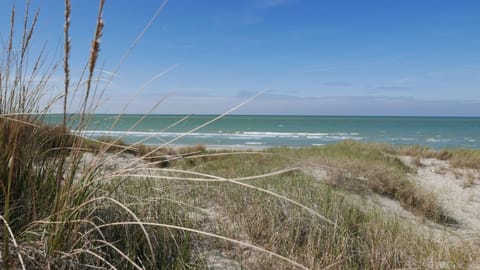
[44,114,480,149]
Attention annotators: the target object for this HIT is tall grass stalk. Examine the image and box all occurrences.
[63,0,71,127]
[0,215,25,270]
[0,1,300,268]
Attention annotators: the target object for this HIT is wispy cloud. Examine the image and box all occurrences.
[251,0,299,10]
[215,0,299,26]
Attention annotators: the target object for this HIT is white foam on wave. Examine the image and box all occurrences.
[426,138,450,143]
[243,131,331,137]
[80,130,364,142]
[306,136,323,139]
[244,142,263,145]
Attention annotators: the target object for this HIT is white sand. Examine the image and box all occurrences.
[402,156,480,236]
[305,155,480,243]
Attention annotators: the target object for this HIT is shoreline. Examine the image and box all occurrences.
[142,141,477,152]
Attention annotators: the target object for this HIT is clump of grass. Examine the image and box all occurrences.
[0,1,198,268]
[86,179,197,269]
[96,135,127,146]
[81,135,137,154]
[448,149,480,169]
[135,143,206,167]
[386,144,480,170]
[385,144,438,158]
[271,141,456,224]
[0,1,78,263]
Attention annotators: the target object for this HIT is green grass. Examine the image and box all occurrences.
[1,1,479,269]
[269,141,456,224]
[168,146,477,269]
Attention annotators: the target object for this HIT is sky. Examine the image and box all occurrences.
[1,0,480,116]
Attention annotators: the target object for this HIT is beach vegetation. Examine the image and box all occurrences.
[170,147,476,268]
[0,1,478,269]
[269,141,456,224]
[384,144,480,170]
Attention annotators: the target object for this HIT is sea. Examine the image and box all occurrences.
[44,114,480,149]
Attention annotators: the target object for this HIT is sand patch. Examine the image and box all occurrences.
[402,156,480,237]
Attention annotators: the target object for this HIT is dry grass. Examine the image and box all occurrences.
[270,141,456,225]
[385,144,439,158]
[1,1,479,269]
[0,1,191,268]
[448,149,480,169]
[0,1,312,268]
[170,148,477,269]
[385,144,480,170]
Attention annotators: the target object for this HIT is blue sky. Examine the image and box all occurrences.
[1,0,480,115]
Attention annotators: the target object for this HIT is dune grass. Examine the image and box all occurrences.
[384,144,480,170]
[447,149,480,169]
[268,141,457,224]
[0,1,316,268]
[1,1,479,269]
[169,147,477,269]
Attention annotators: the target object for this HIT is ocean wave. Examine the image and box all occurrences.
[244,142,263,145]
[388,137,416,141]
[79,130,363,141]
[425,138,451,143]
[243,131,330,137]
